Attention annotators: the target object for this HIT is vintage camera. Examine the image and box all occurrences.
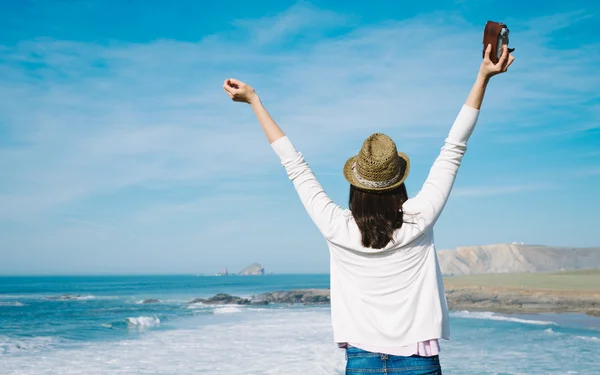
[483,21,515,64]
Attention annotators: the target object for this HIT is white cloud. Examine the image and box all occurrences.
[232,1,349,45]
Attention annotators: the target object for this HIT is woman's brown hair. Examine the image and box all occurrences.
[349,184,408,249]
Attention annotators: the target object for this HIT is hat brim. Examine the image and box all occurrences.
[343,152,410,192]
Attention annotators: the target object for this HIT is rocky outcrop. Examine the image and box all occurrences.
[47,294,81,300]
[141,299,161,304]
[186,290,331,306]
[188,293,259,305]
[254,289,331,304]
[238,263,265,276]
[438,244,600,276]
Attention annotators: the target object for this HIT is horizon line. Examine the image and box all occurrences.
[0,272,331,277]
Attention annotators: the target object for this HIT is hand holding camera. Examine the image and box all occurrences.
[479,21,515,80]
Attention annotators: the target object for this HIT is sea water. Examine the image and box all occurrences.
[0,275,598,374]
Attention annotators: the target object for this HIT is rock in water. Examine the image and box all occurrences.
[238,263,265,276]
[187,294,251,305]
[254,289,330,304]
[187,290,330,306]
[47,294,80,300]
[141,299,161,304]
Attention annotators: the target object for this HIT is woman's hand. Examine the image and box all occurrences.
[223,77,284,143]
[466,44,515,110]
[479,44,515,81]
[223,78,259,105]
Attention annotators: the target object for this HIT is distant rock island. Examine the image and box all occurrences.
[238,263,265,276]
[438,243,600,276]
[215,263,265,276]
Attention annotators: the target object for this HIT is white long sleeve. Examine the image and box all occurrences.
[408,104,480,228]
[271,136,344,239]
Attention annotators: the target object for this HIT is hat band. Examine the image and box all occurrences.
[351,162,402,189]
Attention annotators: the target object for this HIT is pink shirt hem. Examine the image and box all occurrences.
[338,339,440,357]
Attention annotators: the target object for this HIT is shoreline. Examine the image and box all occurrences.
[444,285,600,317]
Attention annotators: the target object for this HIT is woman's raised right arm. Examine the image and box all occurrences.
[223,78,344,239]
[410,44,515,228]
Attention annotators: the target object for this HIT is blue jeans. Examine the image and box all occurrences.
[345,346,442,374]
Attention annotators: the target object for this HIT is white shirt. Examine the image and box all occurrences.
[271,104,480,349]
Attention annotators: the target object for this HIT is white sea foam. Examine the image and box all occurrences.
[0,294,36,300]
[186,302,208,310]
[452,311,557,326]
[2,308,599,374]
[126,316,160,328]
[213,306,243,314]
[76,295,97,300]
[544,327,600,342]
[0,336,57,355]
[72,295,120,301]
[44,294,119,301]
[135,299,162,304]
[0,309,344,374]
[0,302,25,307]
[576,335,599,342]
[1,294,119,301]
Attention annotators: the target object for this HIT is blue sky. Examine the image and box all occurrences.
[1,0,599,275]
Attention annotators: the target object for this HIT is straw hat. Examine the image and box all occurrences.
[343,133,410,192]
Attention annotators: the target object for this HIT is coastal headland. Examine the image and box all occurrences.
[444,269,600,317]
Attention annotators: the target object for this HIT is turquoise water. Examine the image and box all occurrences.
[0,275,330,344]
[1,275,598,374]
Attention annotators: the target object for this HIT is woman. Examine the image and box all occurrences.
[223,44,514,374]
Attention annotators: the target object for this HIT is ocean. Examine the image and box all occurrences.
[0,275,598,374]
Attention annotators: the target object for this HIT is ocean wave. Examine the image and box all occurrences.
[0,294,36,300]
[452,311,556,326]
[74,295,97,300]
[135,299,162,304]
[186,302,209,310]
[213,306,243,314]
[126,316,161,327]
[2,309,345,373]
[0,302,25,307]
[576,335,600,342]
[0,336,57,355]
[189,305,267,315]
[1,308,597,374]
[1,294,95,301]
[545,328,600,342]
[47,294,99,301]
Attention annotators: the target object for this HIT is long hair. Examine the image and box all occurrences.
[349,184,408,249]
